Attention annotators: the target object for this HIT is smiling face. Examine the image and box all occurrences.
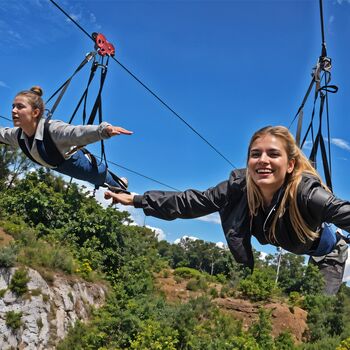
[12,95,40,136]
[248,133,295,202]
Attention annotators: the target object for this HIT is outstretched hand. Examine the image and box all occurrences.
[104,191,135,206]
[106,125,133,137]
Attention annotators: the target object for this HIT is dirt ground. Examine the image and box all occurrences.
[0,227,14,248]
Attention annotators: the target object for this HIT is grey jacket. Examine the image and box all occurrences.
[134,169,350,269]
[0,118,111,168]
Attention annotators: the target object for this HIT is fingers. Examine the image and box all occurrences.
[104,191,135,206]
[104,191,118,204]
[116,127,133,135]
[107,126,133,136]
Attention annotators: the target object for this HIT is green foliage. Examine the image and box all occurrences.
[0,244,18,267]
[5,310,22,330]
[17,239,77,274]
[266,252,306,294]
[289,291,303,308]
[336,337,350,350]
[174,266,202,279]
[274,331,297,349]
[130,320,179,349]
[185,276,208,292]
[0,289,6,297]
[299,336,341,350]
[249,308,275,350]
[239,268,278,301]
[300,264,324,296]
[9,267,30,296]
[303,294,344,342]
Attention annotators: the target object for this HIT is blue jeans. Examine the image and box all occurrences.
[55,149,120,188]
[311,224,338,256]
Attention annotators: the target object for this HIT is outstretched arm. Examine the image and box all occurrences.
[104,180,231,221]
[104,191,135,205]
[49,120,133,151]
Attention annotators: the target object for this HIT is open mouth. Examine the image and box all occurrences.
[256,168,273,174]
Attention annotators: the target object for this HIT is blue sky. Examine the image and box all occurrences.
[1,0,350,275]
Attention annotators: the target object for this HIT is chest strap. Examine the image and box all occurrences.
[17,119,66,167]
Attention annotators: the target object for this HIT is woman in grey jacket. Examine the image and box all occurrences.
[0,86,132,191]
[104,125,350,295]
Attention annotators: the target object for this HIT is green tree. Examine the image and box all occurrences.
[249,308,275,350]
[239,267,278,301]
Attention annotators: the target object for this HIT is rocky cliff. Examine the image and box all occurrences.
[0,267,107,350]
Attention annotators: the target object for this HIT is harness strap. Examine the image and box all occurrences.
[17,119,65,168]
[46,52,96,119]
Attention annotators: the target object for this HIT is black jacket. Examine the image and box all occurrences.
[134,169,350,269]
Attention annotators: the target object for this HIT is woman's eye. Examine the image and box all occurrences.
[269,153,280,158]
[250,152,260,158]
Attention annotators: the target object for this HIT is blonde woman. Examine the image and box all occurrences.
[105,126,349,295]
[0,86,132,191]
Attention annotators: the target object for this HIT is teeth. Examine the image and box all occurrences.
[257,169,272,174]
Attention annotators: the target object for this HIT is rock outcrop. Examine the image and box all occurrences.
[0,267,107,350]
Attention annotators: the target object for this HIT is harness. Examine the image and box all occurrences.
[16,118,65,168]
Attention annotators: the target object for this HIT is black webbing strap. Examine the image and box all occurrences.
[85,56,110,168]
[16,119,65,168]
[17,129,42,166]
[68,60,99,124]
[294,78,316,146]
[46,52,96,119]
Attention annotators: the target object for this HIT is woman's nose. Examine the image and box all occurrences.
[258,153,269,163]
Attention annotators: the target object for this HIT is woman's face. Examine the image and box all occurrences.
[12,95,40,131]
[248,134,295,195]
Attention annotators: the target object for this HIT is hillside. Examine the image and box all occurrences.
[155,269,308,343]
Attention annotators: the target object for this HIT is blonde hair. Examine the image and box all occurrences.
[16,86,45,118]
[246,125,329,243]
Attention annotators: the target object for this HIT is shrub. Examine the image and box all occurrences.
[289,291,303,308]
[186,278,199,291]
[0,289,6,298]
[9,267,30,296]
[239,268,278,301]
[174,267,202,279]
[17,239,77,274]
[209,287,219,298]
[0,244,17,267]
[6,311,22,330]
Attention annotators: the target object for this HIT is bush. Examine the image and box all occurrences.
[186,277,208,292]
[6,310,22,330]
[17,239,77,274]
[209,287,219,298]
[174,267,202,279]
[239,268,278,301]
[9,267,30,296]
[0,244,18,267]
[186,278,200,291]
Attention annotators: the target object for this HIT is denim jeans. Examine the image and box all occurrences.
[55,149,120,188]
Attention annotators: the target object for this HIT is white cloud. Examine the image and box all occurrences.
[90,12,97,24]
[216,241,226,249]
[174,235,199,245]
[8,30,22,41]
[259,251,268,261]
[331,138,350,152]
[0,81,9,88]
[196,212,221,225]
[145,225,166,241]
[67,13,81,23]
